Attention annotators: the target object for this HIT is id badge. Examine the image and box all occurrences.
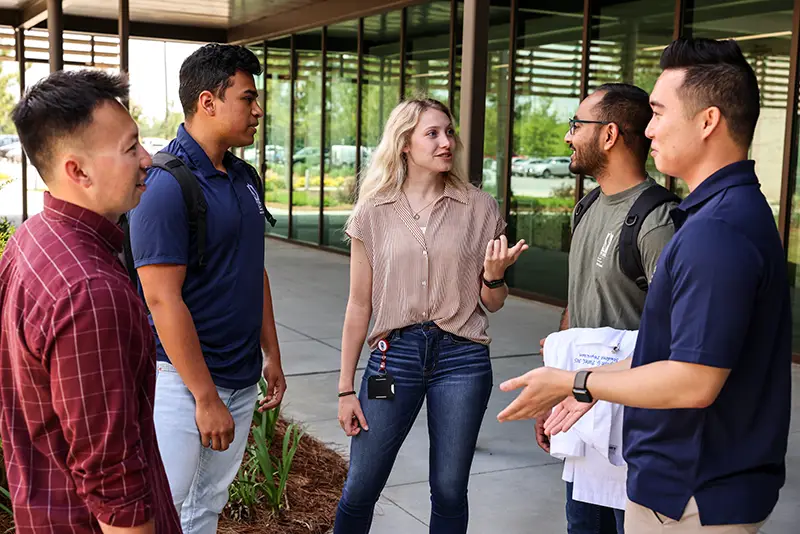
[368,373,395,400]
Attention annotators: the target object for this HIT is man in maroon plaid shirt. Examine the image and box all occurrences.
[0,70,181,533]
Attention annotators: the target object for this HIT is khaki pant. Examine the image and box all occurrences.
[625,497,766,533]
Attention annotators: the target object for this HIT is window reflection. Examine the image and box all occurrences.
[265,39,291,238]
[324,21,360,250]
[506,2,585,299]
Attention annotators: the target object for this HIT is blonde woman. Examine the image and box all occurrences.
[334,98,528,533]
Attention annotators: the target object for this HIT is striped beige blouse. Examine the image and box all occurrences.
[346,181,506,349]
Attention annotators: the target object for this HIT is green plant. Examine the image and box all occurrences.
[226,454,264,522]
[225,378,305,521]
[0,440,12,518]
[0,219,15,259]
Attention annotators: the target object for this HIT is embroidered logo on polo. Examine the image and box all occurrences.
[595,231,615,268]
[246,184,265,215]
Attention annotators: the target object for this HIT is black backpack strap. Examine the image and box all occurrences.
[240,160,277,227]
[119,213,138,286]
[572,186,602,234]
[619,184,680,291]
[150,151,209,268]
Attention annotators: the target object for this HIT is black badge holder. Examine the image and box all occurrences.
[368,338,396,400]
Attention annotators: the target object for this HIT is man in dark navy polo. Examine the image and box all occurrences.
[497,37,791,533]
[128,44,286,534]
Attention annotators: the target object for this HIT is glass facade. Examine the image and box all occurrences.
[264,37,292,238]
[244,0,800,349]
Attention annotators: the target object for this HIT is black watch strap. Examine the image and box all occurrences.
[573,370,593,403]
[482,276,505,289]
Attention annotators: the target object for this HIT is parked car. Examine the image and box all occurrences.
[0,141,21,160]
[141,137,169,156]
[518,158,546,176]
[0,134,18,149]
[528,156,572,178]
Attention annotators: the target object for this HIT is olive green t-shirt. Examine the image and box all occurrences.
[568,178,677,330]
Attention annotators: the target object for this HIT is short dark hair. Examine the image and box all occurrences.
[11,69,129,176]
[179,43,262,117]
[660,38,760,148]
[593,83,653,165]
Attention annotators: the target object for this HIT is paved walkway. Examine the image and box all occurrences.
[264,238,797,533]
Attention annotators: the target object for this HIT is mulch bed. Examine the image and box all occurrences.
[218,418,348,534]
[0,514,12,533]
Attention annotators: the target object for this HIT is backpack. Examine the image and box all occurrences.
[119,151,277,286]
[572,182,679,292]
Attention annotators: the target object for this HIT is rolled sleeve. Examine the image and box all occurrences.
[48,279,153,526]
[128,167,189,268]
[668,219,761,369]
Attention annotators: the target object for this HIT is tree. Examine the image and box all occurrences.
[514,99,571,158]
[0,71,19,135]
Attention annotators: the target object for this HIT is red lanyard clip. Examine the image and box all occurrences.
[377,339,390,372]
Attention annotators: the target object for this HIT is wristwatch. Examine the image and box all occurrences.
[482,276,505,289]
[573,370,593,403]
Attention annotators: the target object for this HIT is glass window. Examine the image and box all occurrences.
[481,3,512,205]
[680,0,794,210]
[506,1,585,300]
[265,38,291,238]
[405,1,452,105]
[362,11,402,166]
[587,0,675,189]
[324,21,360,250]
[292,30,323,244]
[243,44,264,170]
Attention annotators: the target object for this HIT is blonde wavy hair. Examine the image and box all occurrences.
[347,98,469,228]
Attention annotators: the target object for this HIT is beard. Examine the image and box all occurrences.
[569,131,606,178]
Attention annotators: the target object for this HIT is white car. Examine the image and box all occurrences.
[529,157,573,178]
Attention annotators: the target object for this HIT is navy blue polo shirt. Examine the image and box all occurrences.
[128,125,265,390]
[623,160,791,525]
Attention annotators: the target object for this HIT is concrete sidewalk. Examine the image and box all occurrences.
[265,238,799,534]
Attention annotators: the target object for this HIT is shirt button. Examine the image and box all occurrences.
[422,312,427,317]
[422,281,427,287]
[423,250,428,256]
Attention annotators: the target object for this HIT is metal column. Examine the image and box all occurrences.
[47,0,63,72]
[777,0,800,251]
[458,0,490,186]
[119,0,129,107]
[15,27,28,222]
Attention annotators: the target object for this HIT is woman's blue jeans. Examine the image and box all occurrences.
[334,323,493,534]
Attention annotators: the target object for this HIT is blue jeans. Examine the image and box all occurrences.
[153,362,259,534]
[566,482,625,534]
[334,323,493,534]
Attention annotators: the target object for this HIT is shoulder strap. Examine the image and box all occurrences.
[151,151,209,268]
[238,157,277,228]
[619,184,680,292]
[572,186,602,234]
[120,213,137,286]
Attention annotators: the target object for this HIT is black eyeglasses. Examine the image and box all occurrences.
[568,118,619,136]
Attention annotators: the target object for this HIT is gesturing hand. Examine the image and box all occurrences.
[544,396,596,436]
[484,235,528,280]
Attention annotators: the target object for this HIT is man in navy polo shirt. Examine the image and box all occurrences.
[498,37,791,533]
[128,44,286,534]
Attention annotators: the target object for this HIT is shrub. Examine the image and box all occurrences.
[0,218,15,259]
[225,379,304,520]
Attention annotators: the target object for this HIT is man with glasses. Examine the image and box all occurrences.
[534,83,678,534]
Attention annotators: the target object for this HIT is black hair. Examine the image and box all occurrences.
[179,43,262,117]
[11,69,129,177]
[660,37,760,148]
[594,83,653,165]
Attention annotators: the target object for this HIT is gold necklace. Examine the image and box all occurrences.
[404,192,440,220]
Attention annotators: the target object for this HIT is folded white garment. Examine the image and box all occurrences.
[542,327,638,510]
